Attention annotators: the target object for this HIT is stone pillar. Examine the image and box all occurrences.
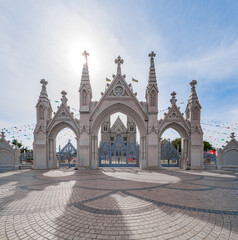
[48,137,56,169]
[75,137,80,167]
[158,137,162,168]
[140,135,147,169]
[184,138,189,169]
[91,134,98,169]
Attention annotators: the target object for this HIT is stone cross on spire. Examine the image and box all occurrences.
[40,79,48,98]
[149,51,156,62]
[231,132,235,140]
[82,50,89,64]
[189,79,198,102]
[61,90,68,104]
[115,56,124,74]
[147,51,157,87]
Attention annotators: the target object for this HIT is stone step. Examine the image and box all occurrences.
[19,165,33,170]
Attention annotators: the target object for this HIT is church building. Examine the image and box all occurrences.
[100,116,137,146]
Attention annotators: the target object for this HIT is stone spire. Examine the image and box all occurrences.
[146,51,159,114]
[115,56,124,75]
[79,50,92,96]
[81,51,90,84]
[39,79,48,99]
[148,51,157,86]
[188,80,198,103]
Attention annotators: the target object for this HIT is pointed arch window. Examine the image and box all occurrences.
[39,105,44,120]
[150,89,156,107]
[193,106,199,120]
[82,89,87,106]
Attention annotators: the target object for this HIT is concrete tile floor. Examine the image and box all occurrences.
[0,168,237,239]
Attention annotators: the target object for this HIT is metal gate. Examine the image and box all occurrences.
[161,140,180,167]
[57,140,77,167]
[99,136,139,167]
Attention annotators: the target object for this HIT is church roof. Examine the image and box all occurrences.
[111,116,127,133]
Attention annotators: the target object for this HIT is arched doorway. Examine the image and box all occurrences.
[90,103,147,169]
[158,122,190,169]
[98,112,140,167]
[47,122,80,169]
[160,128,181,167]
[56,128,77,168]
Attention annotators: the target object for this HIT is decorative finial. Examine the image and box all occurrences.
[40,79,48,98]
[170,91,177,104]
[61,90,68,104]
[149,51,156,61]
[82,50,89,64]
[1,131,5,139]
[115,56,124,74]
[231,132,235,140]
[40,79,48,87]
[171,91,176,98]
[190,80,197,88]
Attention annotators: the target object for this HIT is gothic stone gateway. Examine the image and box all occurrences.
[33,51,203,170]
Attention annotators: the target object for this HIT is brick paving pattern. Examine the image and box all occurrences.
[0,168,238,239]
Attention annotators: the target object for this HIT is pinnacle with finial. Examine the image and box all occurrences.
[170,91,177,104]
[115,56,124,74]
[61,90,68,104]
[1,131,5,139]
[40,79,48,87]
[190,80,197,88]
[40,79,48,98]
[82,50,89,64]
[149,51,156,61]
[171,91,176,98]
[188,80,198,102]
[147,51,157,88]
[231,132,235,140]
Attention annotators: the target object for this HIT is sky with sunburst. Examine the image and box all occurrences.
[0,0,238,149]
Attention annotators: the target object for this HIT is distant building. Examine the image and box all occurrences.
[100,116,137,146]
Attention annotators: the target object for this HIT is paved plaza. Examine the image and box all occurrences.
[0,168,238,240]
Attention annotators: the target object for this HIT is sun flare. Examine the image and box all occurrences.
[66,40,99,75]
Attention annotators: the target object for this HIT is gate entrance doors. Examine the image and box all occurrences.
[99,136,139,167]
[57,140,77,167]
[161,140,180,167]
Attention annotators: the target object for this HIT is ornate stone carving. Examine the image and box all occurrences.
[169,109,178,119]
[113,84,125,96]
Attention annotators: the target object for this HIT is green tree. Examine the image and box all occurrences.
[171,138,215,152]
[12,139,22,149]
[171,138,181,152]
[203,141,215,151]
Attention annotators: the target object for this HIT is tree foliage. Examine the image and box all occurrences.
[12,139,22,149]
[171,138,181,152]
[12,139,29,153]
[171,138,215,152]
[203,141,215,151]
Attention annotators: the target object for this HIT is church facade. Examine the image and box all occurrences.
[100,116,137,146]
[33,51,203,170]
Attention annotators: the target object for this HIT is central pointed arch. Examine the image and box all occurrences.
[90,102,147,169]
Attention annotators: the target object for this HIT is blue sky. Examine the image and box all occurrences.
[0,0,238,148]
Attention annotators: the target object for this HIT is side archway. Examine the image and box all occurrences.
[47,121,80,169]
[158,122,190,169]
